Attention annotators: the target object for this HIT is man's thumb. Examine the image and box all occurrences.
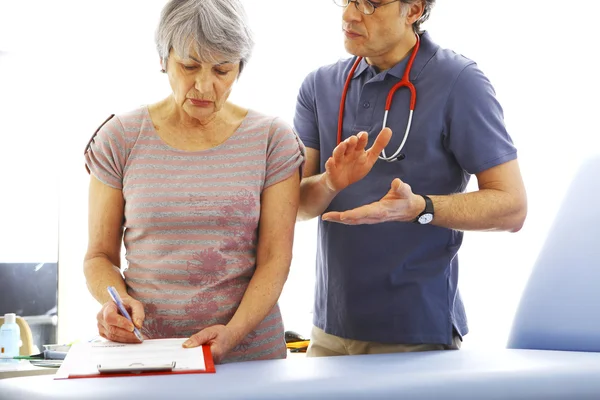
[391,178,403,193]
[391,178,412,197]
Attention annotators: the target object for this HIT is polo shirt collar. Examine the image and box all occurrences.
[351,31,439,81]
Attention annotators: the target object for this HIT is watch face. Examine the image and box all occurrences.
[418,213,433,224]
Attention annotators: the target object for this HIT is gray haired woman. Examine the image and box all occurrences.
[84,0,305,364]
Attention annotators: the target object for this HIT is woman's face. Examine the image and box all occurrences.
[165,48,240,123]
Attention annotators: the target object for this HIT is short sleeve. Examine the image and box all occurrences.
[264,118,306,189]
[443,63,518,175]
[293,71,320,150]
[84,115,127,189]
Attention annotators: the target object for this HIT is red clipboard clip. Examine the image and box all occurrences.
[97,361,176,374]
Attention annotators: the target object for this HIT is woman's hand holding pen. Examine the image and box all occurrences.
[182,324,238,364]
[97,295,145,343]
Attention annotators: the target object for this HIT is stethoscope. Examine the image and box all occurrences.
[337,34,420,162]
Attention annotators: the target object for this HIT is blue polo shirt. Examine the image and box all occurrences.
[293,32,517,345]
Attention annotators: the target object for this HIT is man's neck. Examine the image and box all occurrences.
[365,32,418,71]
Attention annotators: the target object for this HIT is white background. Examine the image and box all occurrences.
[0,0,598,348]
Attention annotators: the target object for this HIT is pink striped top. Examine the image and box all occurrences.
[85,106,305,363]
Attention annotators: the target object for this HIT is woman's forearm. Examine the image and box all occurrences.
[84,257,128,304]
[225,260,290,344]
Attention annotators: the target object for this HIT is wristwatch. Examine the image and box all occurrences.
[413,195,434,225]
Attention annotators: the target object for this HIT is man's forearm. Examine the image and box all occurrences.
[297,173,339,221]
[84,257,128,304]
[429,188,527,232]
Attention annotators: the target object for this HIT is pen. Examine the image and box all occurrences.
[107,286,144,342]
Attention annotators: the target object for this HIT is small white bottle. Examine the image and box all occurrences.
[0,313,22,362]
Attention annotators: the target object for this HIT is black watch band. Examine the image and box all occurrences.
[413,195,434,225]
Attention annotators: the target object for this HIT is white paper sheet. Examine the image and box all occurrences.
[55,338,206,379]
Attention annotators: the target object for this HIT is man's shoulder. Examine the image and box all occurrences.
[425,47,477,83]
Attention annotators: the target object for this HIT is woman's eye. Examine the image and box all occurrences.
[214,69,229,76]
[182,64,198,71]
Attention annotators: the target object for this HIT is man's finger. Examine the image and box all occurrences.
[367,128,393,161]
[348,131,369,154]
[332,141,347,162]
[343,136,359,156]
[323,203,382,224]
[324,157,335,172]
[344,203,383,221]
[321,211,342,222]
[355,132,369,151]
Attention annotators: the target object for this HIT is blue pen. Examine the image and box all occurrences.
[107,286,144,342]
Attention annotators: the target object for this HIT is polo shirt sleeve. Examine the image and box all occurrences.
[443,63,517,175]
[293,70,320,150]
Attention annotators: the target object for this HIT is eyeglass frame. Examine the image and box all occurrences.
[333,0,403,16]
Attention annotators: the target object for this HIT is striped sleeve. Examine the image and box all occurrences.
[84,116,127,189]
[264,118,305,189]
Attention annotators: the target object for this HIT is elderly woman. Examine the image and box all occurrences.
[83,0,304,364]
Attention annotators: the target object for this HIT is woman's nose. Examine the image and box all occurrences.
[194,74,213,93]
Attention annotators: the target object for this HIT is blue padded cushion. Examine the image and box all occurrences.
[507,155,600,351]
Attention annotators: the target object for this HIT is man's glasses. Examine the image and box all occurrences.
[333,0,402,16]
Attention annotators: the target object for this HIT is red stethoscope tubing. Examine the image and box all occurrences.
[337,34,420,161]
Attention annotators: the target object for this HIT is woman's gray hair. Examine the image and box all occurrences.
[155,0,254,74]
[400,0,435,34]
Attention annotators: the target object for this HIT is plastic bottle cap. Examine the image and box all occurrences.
[4,313,16,324]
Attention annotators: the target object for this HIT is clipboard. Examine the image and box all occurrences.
[54,339,215,379]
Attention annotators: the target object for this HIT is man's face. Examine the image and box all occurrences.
[341,1,420,60]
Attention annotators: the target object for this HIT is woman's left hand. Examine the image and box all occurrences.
[182,324,239,364]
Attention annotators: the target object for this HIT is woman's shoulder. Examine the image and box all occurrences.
[113,106,151,131]
[240,108,293,135]
[93,106,152,145]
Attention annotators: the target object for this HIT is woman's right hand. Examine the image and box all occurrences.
[96,296,145,343]
[324,128,392,192]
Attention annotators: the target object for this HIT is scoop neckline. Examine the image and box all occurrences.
[142,105,252,154]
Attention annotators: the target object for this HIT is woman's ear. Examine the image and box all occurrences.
[160,57,166,73]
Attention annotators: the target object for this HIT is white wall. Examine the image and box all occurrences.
[1,0,598,347]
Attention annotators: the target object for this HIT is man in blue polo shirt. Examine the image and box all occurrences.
[294,0,527,356]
